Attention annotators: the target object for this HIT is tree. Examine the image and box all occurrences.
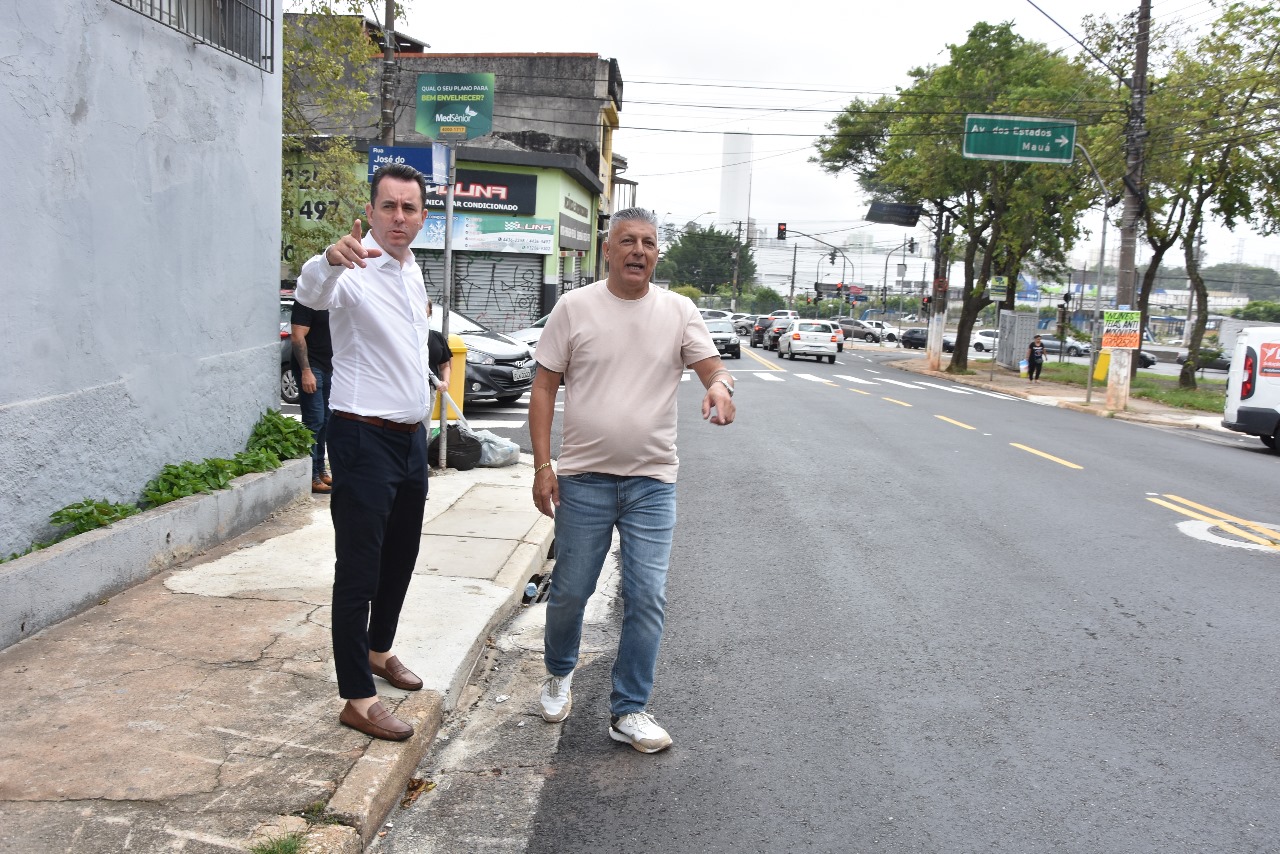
[814,22,1115,373]
[281,2,385,277]
[655,225,756,294]
[1233,301,1280,322]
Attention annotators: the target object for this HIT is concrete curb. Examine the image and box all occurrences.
[318,501,555,850]
[0,457,310,649]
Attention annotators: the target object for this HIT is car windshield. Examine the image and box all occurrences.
[705,321,734,333]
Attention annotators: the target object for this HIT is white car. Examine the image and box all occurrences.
[862,319,900,342]
[777,320,839,363]
[509,314,548,351]
[699,309,731,321]
[973,329,1000,352]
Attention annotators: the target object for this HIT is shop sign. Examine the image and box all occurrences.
[412,214,555,255]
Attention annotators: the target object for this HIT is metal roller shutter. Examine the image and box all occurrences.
[414,250,543,334]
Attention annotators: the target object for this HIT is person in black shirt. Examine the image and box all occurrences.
[1027,334,1046,383]
[290,301,334,492]
[427,298,452,392]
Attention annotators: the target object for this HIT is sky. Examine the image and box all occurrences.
[395,0,1280,292]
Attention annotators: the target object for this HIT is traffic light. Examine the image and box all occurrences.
[805,296,812,305]
[814,281,824,297]
[829,249,837,265]
[907,238,917,253]
[836,283,844,294]
[777,223,787,240]
[921,296,932,307]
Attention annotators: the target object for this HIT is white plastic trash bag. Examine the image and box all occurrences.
[474,429,520,467]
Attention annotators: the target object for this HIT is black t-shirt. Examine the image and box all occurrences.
[428,329,451,380]
[290,302,333,374]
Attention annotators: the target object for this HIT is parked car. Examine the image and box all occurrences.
[973,329,1000,352]
[699,309,730,321]
[764,317,793,350]
[1176,350,1231,371]
[1038,334,1092,357]
[280,299,298,404]
[1222,325,1280,451]
[735,314,760,335]
[778,320,839,363]
[943,334,956,353]
[843,318,882,343]
[900,327,928,349]
[508,314,548,351]
[704,320,742,359]
[862,320,900,342]
[430,309,537,404]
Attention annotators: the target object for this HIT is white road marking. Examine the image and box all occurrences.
[916,382,972,394]
[794,374,834,383]
[834,375,878,385]
[753,373,785,382]
[876,377,923,389]
[1177,520,1280,553]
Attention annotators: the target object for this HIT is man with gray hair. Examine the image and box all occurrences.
[528,207,736,753]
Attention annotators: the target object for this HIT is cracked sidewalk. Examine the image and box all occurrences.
[0,460,553,853]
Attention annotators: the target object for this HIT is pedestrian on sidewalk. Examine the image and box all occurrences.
[290,300,334,493]
[528,207,736,754]
[1028,334,1046,383]
[294,164,433,742]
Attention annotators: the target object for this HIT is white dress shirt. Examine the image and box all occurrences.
[294,234,432,424]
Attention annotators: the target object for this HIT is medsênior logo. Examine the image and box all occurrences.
[417,73,494,140]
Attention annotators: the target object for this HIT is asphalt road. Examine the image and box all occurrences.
[377,349,1280,854]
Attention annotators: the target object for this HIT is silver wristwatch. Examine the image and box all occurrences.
[714,378,734,398]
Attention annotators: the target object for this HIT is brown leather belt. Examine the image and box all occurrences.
[332,410,420,433]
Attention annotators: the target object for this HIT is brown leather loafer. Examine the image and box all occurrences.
[339,700,412,741]
[370,655,423,691]
[321,472,333,485]
[312,478,331,494]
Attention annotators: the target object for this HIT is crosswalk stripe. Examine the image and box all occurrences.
[834,375,877,385]
[876,377,923,389]
[753,373,785,382]
[795,374,834,383]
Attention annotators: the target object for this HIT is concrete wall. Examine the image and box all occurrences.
[0,3,283,556]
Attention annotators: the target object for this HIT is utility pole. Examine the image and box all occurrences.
[1106,0,1151,410]
[926,203,951,370]
[731,220,743,312]
[378,0,397,145]
[789,243,797,308]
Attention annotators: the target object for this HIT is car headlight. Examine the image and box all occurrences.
[465,348,495,366]
[730,336,739,345]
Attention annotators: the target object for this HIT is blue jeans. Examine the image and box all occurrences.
[298,366,332,480]
[544,473,676,716]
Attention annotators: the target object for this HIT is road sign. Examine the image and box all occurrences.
[367,145,448,185]
[866,201,922,226]
[963,114,1076,164]
[989,276,1009,300]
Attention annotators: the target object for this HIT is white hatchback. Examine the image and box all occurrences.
[778,320,839,363]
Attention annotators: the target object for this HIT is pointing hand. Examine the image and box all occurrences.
[325,218,383,268]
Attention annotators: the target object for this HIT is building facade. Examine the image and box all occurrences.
[0,2,283,555]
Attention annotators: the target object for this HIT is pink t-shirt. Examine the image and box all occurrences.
[535,281,718,483]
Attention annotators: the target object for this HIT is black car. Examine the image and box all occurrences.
[750,317,774,348]
[704,319,742,359]
[900,328,928,349]
[1137,350,1157,369]
[433,309,537,404]
[1176,350,1229,371]
[764,317,792,351]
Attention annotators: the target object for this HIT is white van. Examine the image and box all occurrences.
[1222,326,1280,451]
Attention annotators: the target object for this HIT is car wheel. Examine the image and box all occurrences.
[886,334,897,342]
[281,366,299,404]
[1068,346,1081,357]
[974,343,985,352]
[864,333,876,343]
[1262,433,1277,451]
[776,346,783,359]
[788,352,796,360]
[732,349,741,359]
[828,355,836,364]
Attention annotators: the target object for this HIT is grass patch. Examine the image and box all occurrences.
[1039,363,1226,413]
[249,834,303,854]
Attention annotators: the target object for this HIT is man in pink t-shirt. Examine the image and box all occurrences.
[528,207,736,754]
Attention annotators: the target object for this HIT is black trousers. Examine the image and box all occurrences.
[326,415,428,699]
[1028,359,1043,380]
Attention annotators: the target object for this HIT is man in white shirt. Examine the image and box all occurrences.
[294,164,432,741]
[528,207,736,753]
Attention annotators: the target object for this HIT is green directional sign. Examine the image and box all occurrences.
[963,114,1076,164]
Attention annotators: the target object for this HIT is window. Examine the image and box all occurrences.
[112,0,275,72]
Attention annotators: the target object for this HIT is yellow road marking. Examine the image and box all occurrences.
[741,347,783,370]
[1009,443,1083,469]
[1146,497,1280,550]
[1161,495,1280,545]
[883,397,912,407]
[935,415,976,430]
[848,388,871,396]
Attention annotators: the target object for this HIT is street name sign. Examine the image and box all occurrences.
[866,201,923,227]
[963,114,1076,164]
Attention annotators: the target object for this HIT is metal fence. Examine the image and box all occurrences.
[111,0,275,72]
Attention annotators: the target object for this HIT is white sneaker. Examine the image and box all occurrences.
[539,671,573,722]
[609,711,672,754]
